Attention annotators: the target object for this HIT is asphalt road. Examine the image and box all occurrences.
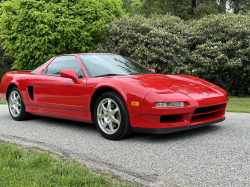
[0,104,249,187]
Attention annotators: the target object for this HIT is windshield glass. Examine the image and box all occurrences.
[78,54,154,77]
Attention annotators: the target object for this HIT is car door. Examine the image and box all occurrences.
[32,55,87,117]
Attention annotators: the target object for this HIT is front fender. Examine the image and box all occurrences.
[87,77,151,114]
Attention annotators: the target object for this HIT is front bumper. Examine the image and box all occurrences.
[132,117,225,134]
[129,93,228,134]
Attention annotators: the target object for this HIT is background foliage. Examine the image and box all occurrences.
[122,0,250,20]
[94,13,250,96]
[0,0,123,70]
[93,15,189,74]
[187,13,250,96]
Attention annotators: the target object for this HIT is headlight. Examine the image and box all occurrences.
[156,102,185,108]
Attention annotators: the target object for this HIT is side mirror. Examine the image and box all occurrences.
[60,69,78,82]
[150,69,156,73]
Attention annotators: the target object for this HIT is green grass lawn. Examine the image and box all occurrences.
[0,141,138,187]
[0,98,5,104]
[226,97,250,113]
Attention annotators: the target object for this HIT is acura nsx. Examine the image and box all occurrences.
[0,53,229,140]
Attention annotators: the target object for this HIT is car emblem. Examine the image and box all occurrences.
[203,92,209,96]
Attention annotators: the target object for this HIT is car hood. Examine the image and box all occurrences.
[118,74,225,99]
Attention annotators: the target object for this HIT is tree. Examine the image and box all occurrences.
[122,0,250,19]
[0,0,123,70]
[0,41,13,80]
[228,0,250,13]
[121,0,143,15]
[219,0,227,13]
[133,0,220,20]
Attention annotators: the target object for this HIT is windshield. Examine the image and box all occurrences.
[78,54,154,77]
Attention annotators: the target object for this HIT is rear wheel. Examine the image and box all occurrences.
[8,87,29,121]
[94,92,132,140]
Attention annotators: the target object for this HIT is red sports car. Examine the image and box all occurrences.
[0,53,228,140]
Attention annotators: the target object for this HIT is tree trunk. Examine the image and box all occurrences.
[233,1,240,13]
[220,0,227,13]
[192,0,196,15]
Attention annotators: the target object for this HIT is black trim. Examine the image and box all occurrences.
[132,117,225,134]
[27,86,34,100]
[160,115,179,123]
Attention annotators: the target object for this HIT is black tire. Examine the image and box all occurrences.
[8,87,29,121]
[94,91,132,140]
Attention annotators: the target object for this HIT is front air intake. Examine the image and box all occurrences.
[160,115,179,123]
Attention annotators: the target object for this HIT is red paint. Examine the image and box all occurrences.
[0,53,229,131]
[60,69,78,82]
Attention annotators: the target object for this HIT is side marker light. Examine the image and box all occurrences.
[131,101,140,106]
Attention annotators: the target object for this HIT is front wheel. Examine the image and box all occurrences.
[8,87,29,121]
[94,92,132,140]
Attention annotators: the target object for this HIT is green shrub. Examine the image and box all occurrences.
[0,0,123,70]
[94,14,190,74]
[186,13,250,96]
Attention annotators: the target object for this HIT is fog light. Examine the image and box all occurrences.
[156,102,185,108]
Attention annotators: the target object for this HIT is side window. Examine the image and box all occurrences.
[31,63,46,74]
[43,56,84,77]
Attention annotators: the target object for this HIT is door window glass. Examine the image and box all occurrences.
[44,56,84,77]
[31,63,46,74]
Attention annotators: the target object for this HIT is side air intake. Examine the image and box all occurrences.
[28,86,34,100]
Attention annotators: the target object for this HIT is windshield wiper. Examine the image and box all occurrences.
[94,74,122,78]
[130,72,155,75]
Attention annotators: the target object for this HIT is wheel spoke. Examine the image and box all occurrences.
[98,113,104,119]
[111,116,120,125]
[13,93,17,101]
[111,107,119,115]
[107,100,112,111]
[15,107,20,115]
[10,97,15,104]
[12,107,17,115]
[101,103,107,113]
[108,122,115,132]
[102,121,108,128]
[16,95,21,103]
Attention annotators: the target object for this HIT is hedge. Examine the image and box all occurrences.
[187,13,250,96]
[94,13,250,96]
[94,14,190,74]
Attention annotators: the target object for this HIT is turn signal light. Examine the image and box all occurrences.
[131,101,140,106]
